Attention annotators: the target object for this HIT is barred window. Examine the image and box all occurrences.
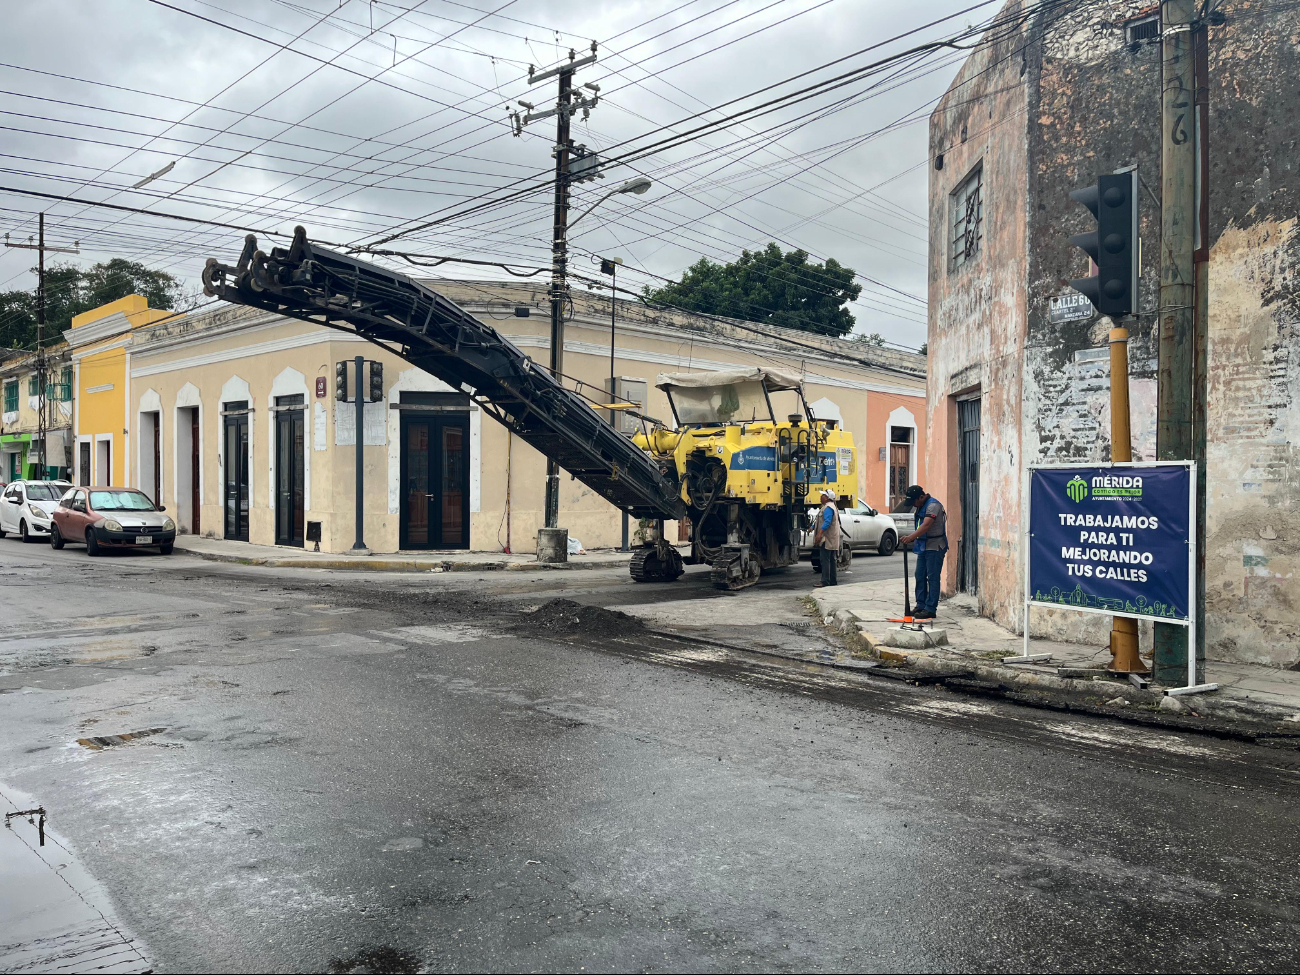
[950,163,983,273]
[1126,15,1160,44]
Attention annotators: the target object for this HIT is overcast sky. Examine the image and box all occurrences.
[0,0,994,349]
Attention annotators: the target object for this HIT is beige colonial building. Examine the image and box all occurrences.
[69,281,925,554]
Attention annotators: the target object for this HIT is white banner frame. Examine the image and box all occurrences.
[1021,460,1198,687]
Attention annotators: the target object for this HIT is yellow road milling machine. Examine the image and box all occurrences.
[632,368,858,589]
[202,229,857,591]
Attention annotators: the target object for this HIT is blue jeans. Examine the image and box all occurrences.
[914,548,946,616]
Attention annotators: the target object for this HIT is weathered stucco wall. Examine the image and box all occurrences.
[1199,0,1300,666]
[1022,0,1164,645]
[927,0,1032,626]
[932,0,1300,666]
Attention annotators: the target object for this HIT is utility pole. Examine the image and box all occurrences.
[1155,0,1207,685]
[513,44,601,535]
[4,213,78,479]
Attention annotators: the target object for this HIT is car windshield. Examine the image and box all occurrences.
[89,490,157,511]
[668,380,772,425]
[25,483,63,501]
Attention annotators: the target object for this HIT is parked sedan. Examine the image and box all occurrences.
[49,486,176,556]
[803,504,899,570]
[0,479,72,542]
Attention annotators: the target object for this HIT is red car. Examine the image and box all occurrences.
[50,486,177,556]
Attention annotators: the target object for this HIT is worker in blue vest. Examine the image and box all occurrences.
[898,484,948,620]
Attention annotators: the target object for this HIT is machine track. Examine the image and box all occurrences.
[629,545,685,583]
[709,550,762,591]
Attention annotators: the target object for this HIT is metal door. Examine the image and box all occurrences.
[957,398,981,593]
[223,403,250,541]
[274,396,305,547]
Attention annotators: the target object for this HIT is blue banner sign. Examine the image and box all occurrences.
[1029,465,1191,621]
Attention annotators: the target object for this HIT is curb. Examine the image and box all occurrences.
[173,544,631,574]
[807,600,1300,744]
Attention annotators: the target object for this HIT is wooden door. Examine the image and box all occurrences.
[190,409,201,535]
[888,443,911,510]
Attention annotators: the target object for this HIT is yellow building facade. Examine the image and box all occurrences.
[66,295,172,488]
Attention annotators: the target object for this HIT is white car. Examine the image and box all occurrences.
[803,504,900,569]
[0,480,72,542]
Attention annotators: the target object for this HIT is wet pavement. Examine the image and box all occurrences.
[0,539,1296,973]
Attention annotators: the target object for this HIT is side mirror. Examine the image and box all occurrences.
[158,505,167,512]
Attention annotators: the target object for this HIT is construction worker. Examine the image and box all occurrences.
[812,488,841,588]
[898,484,948,619]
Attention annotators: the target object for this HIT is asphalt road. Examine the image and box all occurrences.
[1,539,1297,974]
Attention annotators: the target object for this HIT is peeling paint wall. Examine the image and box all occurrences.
[929,0,1300,667]
[927,0,1033,628]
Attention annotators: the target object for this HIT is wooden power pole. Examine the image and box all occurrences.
[1155,0,1208,684]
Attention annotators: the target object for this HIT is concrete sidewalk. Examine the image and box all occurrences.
[173,534,635,573]
[812,579,1300,734]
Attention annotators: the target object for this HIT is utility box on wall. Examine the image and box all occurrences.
[604,377,646,436]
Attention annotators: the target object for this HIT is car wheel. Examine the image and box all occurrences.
[878,531,897,556]
[85,528,101,557]
[838,541,852,569]
[50,523,65,550]
[0,525,7,539]
[159,542,174,555]
[20,520,30,543]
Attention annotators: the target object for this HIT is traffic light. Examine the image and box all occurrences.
[368,360,383,404]
[335,360,348,401]
[1068,171,1137,318]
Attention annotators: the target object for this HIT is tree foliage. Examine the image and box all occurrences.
[0,259,185,350]
[644,243,861,337]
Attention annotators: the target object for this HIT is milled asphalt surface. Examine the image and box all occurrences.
[1,538,1297,973]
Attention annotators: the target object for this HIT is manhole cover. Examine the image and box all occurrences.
[76,728,167,750]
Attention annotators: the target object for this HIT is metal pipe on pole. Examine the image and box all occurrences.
[1154,0,1206,685]
[1106,327,1146,673]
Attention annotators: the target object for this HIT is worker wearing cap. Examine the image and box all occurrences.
[812,488,842,588]
[898,484,948,619]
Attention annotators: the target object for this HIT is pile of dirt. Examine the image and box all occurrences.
[516,598,643,639]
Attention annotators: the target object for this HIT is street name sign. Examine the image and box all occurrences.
[1049,292,1094,324]
[1026,463,1193,622]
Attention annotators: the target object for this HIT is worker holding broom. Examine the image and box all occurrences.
[898,484,948,620]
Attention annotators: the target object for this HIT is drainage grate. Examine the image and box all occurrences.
[76,728,167,750]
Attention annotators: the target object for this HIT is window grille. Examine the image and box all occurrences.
[1126,15,1160,44]
[950,164,983,272]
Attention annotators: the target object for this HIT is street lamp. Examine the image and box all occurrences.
[570,177,653,229]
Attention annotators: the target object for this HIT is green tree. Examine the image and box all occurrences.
[644,242,862,337]
[0,260,185,349]
[854,332,886,346]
